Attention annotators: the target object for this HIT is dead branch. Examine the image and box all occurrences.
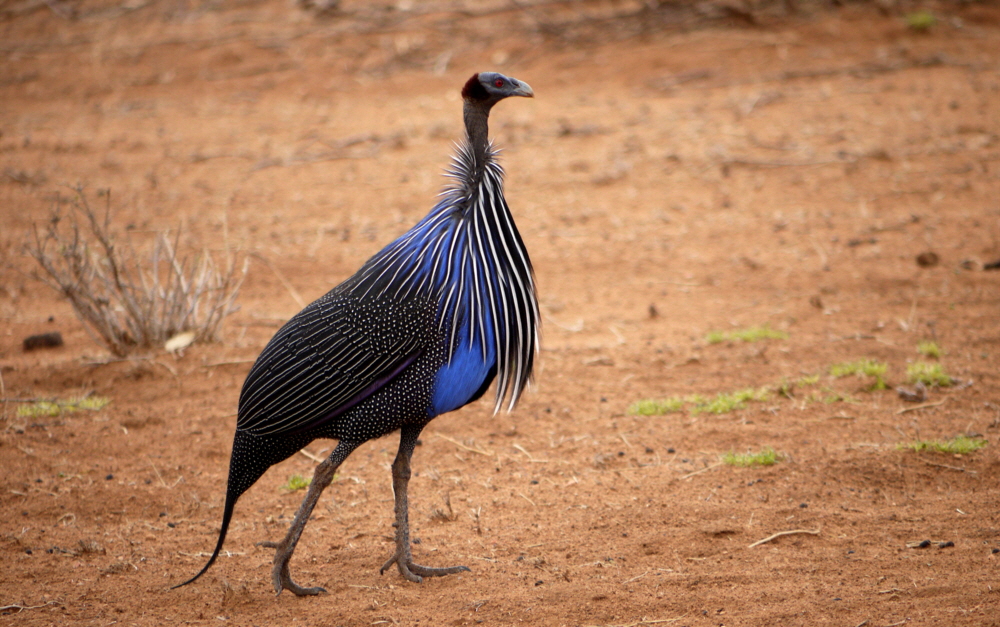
[25,186,247,356]
[748,528,821,548]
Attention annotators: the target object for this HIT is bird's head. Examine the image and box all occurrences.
[461,72,534,106]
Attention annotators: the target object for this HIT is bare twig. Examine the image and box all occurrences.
[678,461,722,480]
[923,461,974,474]
[620,570,650,584]
[896,399,947,414]
[250,252,305,308]
[298,448,326,463]
[0,601,59,613]
[513,443,549,462]
[436,433,493,456]
[584,617,685,627]
[748,528,821,548]
[203,359,256,368]
[147,456,168,488]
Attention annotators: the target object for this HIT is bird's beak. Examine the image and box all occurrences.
[512,80,534,98]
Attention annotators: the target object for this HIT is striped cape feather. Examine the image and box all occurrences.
[237,142,539,436]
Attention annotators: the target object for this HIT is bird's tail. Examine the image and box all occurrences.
[172,431,272,589]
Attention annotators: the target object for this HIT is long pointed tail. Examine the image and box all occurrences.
[171,484,239,589]
[172,430,279,589]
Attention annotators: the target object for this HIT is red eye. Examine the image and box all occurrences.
[494,79,504,88]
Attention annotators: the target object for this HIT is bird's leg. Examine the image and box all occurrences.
[379,425,470,583]
[258,439,360,596]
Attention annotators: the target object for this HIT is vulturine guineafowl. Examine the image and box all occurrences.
[174,72,539,596]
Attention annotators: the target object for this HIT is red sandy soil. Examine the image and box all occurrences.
[2,1,999,625]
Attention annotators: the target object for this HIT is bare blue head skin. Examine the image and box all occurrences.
[461,72,534,171]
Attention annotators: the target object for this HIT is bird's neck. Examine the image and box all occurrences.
[463,100,493,181]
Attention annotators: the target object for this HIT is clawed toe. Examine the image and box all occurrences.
[259,539,324,596]
[380,552,469,583]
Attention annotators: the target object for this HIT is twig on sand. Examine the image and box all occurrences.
[147,456,169,488]
[250,252,305,308]
[585,617,685,627]
[923,461,974,474]
[437,433,493,456]
[748,528,821,548]
[0,601,59,613]
[678,461,722,480]
[620,570,650,584]
[513,442,548,462]
[298,448,327,463]
[896,399,946,415]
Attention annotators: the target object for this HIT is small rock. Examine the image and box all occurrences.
[896,381,927,403]
[22,332,63,352]
[916,251,939,268]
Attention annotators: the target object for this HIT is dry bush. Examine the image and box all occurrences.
[26,186,247,357]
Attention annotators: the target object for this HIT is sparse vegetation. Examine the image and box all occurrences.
[899,435,986,455]
[907,361,954,387]
[777,374,821,398]
[917,341,942,359]
[722,447,781,467]
[282,475,312,492]
[830,359,888,390]
[16,396,110,418]
[629,387,770,416]
[706,326,788,345]
[628,397,685,415]
[693,387,771,415]
[27,186,247,357]
[906,11,936,31]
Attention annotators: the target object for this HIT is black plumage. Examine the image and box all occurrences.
[174,72,538,596]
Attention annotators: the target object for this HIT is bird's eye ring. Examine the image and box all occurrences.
[494,79,504,88]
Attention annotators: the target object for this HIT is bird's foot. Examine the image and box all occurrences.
[257,540,326,597]
[379,550,470,583]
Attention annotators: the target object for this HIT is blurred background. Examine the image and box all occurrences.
[2,1,999,625]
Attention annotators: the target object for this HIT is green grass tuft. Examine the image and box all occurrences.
[798,374,821,386]
[693,387,771,415]
[777,374,821,398]
[820,390,856,404]
[722,447,781,467]
[916,341,942,359]
[906,361,953,387]
[17,396,111,418]
[706,326,788,345]
[282,475,312,492]
[629,387,771,416]
[628,397,685,415]
[830,359,888,390]
[906,11,936,31]
[899,435,986,455]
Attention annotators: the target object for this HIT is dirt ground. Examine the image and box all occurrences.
[2,1,1000,625]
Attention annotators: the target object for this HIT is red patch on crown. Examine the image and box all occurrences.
[461,73,489,101]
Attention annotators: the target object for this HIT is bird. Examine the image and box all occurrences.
[174,72,539,596]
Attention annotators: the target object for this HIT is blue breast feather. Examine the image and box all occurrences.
[348,149,536,419]
[429,317,495,416]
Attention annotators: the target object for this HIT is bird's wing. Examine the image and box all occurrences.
[235,294,429,437]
